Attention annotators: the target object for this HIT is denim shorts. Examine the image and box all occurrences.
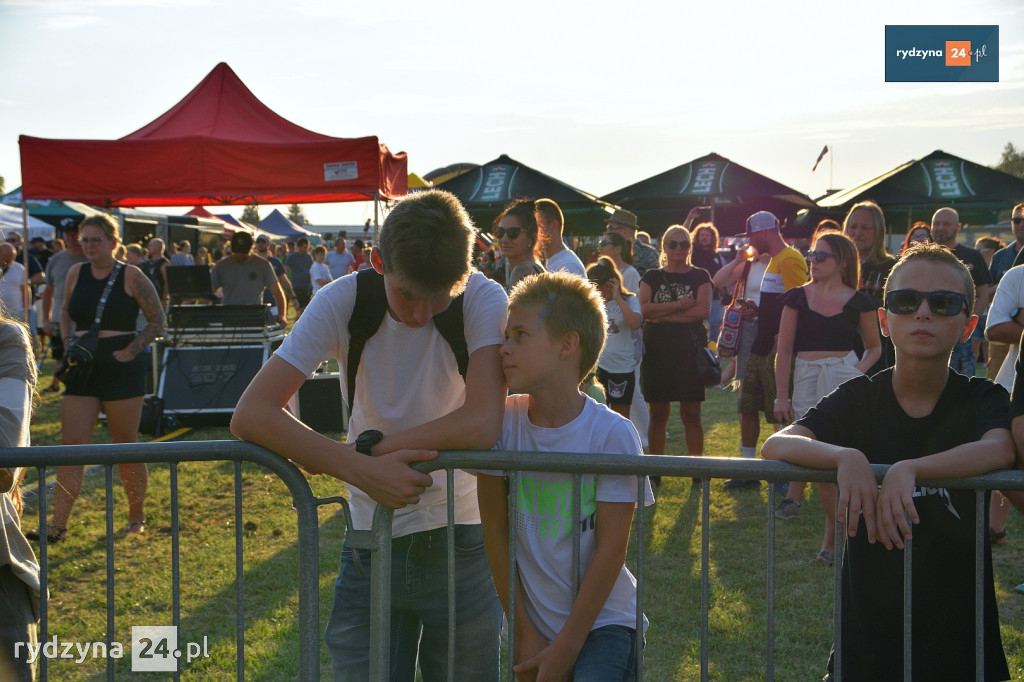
[574,624,641,682]
[324,524,501,681]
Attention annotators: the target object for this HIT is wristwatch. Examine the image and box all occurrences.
[354,429,384,456]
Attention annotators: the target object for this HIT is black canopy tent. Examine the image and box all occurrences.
[815,149,1024,230]
[435,154,619,235]
[602,152,816,237]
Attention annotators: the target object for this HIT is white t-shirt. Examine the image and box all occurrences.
[0,261,26,315]
[274,271,508,536]
[986,264,1024,391]
[481,394,653,642]
[620,265,640,296]
[746,259,769,306]
[545,248,586,278]
[310,261,332,295]
[600,296,641,373]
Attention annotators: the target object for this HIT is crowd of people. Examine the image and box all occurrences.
[3,190,1024,680]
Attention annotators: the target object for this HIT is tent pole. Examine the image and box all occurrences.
[20,199,30,326]
[374,194,380,240]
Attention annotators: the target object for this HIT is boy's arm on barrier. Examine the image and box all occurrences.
[515,500,635,682]
[763,425,878,542]
[373,344,506,455]
[875,426,1013,550]
[231,356,435,509]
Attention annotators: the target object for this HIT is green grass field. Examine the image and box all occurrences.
[21,359,1024,680]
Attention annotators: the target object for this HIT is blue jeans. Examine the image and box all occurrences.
[949,339,976,377]
[573,624,641,681]
[325,524,502,681]
[708,299,724,345]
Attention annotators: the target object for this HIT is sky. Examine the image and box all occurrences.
[1,0,1022,229]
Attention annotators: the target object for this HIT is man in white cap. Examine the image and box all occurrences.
[725,211,807,491]
[606,208,659,276]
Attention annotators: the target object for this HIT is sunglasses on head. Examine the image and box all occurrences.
[665,239,690,250]
[805,250,836,263]
[884,289,968,317]
[494,227,522,239]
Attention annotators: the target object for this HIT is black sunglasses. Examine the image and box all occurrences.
[805,250,836,263]
[884,289,968,317]
[599,239,613,247]
[1013,217,1024,225]
[495,227,522,239]
[665,240,690,250]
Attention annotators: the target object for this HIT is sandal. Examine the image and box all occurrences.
[125,521,146,536]
[815,549,835,566]
[25,526,67,543]
[989,527,1007,546]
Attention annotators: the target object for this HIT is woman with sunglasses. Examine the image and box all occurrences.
[772,231,880,564]
[492,199,545,292]
[638,225,712,481]
[27,214,165,543]
[597,230,640,293]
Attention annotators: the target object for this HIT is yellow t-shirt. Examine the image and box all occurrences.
[751,246,808,355]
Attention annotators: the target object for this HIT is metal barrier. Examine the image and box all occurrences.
[374,452,1024,682]
[6,443,1024,681]
[2,440,332,681]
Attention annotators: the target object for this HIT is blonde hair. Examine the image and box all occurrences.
[884,242,975,312]
[843,201,892,266]
[79,214,118,241]
[508,271,607,382]
[658,225,691,267]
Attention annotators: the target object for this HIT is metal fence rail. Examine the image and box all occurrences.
[4,443,1024,681]
[388,452,1024,682]
[2,441,326,681]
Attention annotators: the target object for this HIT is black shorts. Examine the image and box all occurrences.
[597,367,636,405]
[63,334,147,402]
[294,288,312,309]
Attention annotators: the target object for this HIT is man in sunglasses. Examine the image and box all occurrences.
[726,211,807,492]
[605,209,659,276]
[931,207,993,377]
[989,203,1024,284]
[763,243,1013,681]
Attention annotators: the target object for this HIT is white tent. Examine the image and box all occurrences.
[0,204,56,241]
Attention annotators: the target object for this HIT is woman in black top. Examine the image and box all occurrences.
[772,231,880,563]
[29,215,164,543]
[639,225,711,477]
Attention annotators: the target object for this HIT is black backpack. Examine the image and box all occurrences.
[346,269,469,408]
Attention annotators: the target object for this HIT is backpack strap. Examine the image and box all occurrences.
[347,269,389,408]
[346,268,469,409]
[433,295,469,381]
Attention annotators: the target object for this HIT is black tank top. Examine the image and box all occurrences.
[68,263,140,332]
[785,287,877,353]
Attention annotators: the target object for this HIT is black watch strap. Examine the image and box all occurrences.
[354,429,384,456]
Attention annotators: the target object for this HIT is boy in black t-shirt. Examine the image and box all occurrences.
[763,242,1016,681]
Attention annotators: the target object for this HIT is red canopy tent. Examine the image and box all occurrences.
[19,63,408,207]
